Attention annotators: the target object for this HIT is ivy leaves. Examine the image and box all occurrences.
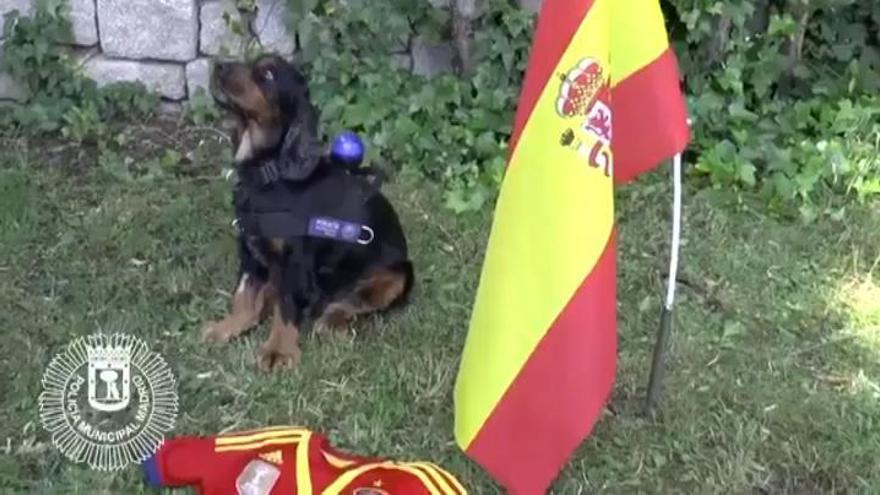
[291,0,878,216]
[4,0,877,216]
[668,0,880,218]
[283,0,532,213]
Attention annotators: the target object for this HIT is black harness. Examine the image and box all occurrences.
[232,159,379,247]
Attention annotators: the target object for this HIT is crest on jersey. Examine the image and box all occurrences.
[354,488,390,495]
[236,459,281,495]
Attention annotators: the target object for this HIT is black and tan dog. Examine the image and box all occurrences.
[202,54,413,370]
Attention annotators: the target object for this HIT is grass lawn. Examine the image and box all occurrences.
[0,119,879,494]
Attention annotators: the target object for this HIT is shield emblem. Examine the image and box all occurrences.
[354,489,390,495]
[236,460,280,495]
[583,99,612,146]
[87,350,131,412]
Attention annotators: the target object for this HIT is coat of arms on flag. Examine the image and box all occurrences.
[556,57,613,175]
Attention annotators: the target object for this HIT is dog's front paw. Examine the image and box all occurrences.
[257,339,301,371]
[314,303,355,334]
[201,321,235,343]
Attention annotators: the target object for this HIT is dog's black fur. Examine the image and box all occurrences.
[202,54,413,370]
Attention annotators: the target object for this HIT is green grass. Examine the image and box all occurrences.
[0,125,879,494]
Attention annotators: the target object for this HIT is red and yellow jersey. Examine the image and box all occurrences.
[142,426,466,495]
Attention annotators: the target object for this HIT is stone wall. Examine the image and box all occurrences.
[0,0,543,103]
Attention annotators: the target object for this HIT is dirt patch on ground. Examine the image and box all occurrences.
[0,112,234,180]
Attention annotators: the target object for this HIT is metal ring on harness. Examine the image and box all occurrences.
[357,226,374,245]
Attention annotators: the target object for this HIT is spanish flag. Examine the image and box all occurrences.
[453,0,689,493]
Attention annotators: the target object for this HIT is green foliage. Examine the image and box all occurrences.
[3,0,878,214]
[1,0,170,184]
[184,88,222,126]
[1,0,158,139]
[666,0,880,216]
[285,0,533,212]
[285,0,878,215]
[98,81,160,120]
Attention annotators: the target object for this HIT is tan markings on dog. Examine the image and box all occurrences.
[316,301,360,331]
[258,304,301,371]
[235,122,283,163]
[356,268,408,308]
[221,65,277,122]
[316,268,407,331]
[216,62,282,163]
[270,238,286,255]
[234,126,256,162]
[201,274,271,343]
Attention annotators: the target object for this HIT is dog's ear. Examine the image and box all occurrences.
[278,107,322,181]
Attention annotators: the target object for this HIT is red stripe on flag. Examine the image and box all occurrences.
[508,0,596,159]
[612,48,690,183]
[464,230,618,495]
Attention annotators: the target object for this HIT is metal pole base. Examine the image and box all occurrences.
[644,306,673,416]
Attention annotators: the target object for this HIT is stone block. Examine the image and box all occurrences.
[97,0,197,61]
[391,52,411,72]
[0,72,24,100]
[200,0,245,56]
[517,0,541,13]
[68,0,98,46]
[0,0,32,22]
[0,43,25,100]
[412,39,454,78]
[1,0,96,45]
[159,101,182,114]
[83,55,186,100]
[186,57,211,97]
[453,0,482,18]
[252,0,295,55]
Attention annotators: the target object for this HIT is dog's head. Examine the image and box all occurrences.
[212,54,322,181]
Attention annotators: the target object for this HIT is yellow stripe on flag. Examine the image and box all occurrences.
[610,0,670,84]
[454,0,613,449]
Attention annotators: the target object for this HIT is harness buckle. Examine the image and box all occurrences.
[357,226,374,245]
[259,162,280,184]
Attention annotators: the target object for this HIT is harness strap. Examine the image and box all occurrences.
[236,160,282,187]
[233,160,381,246]
[236,212,374,245]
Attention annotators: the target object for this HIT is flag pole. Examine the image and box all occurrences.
[645,150,683,415]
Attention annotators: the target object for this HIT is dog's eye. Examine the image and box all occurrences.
[262,70,274,82]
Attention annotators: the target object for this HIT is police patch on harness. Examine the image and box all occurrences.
[308,217,374,245]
